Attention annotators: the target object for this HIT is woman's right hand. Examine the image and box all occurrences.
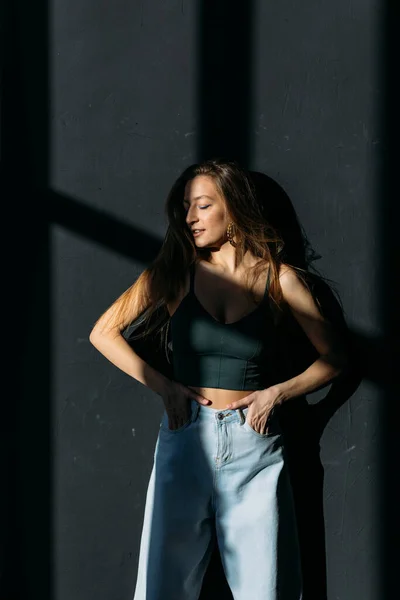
[161,380,211,430]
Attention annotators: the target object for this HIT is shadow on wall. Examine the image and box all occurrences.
[250,171,363,600]
[125,170,363,600]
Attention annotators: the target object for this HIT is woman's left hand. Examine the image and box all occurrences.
[225,386,283,435]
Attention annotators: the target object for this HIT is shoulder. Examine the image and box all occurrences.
[278,263,305,292]
[277,263,327,328]
[277,263,316,309]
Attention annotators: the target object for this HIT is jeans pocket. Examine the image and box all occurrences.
[160,409,192,434]
[242,417,282,439]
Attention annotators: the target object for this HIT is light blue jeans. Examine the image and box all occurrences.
[133,398,303,600]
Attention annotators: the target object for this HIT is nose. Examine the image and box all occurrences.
[185,206,199,227]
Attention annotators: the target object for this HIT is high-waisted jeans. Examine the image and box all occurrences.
[132,398,303,600]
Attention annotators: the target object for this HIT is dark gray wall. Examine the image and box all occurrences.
[4,0,389,599]
[52,1,380,599]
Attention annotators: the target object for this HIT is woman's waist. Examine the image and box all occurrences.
[186,385,257,410]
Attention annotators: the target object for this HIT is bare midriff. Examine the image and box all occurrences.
[186,385,256,410]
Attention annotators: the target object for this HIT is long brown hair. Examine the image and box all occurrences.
[93,157,312,350]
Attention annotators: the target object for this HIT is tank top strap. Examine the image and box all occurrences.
[263,265,272,299]
[189,262,195,293]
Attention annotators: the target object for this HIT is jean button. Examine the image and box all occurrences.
[218,413,224,420]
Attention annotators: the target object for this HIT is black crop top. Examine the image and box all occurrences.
[170,263,281,390]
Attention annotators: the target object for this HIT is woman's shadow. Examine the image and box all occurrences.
[249,171,362,600]
[126,171,363,600]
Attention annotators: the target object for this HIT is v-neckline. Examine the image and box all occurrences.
[191,291,266,326]
[191,262,270,326]
[170,262,271,326]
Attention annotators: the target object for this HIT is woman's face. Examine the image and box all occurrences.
[183,175,230,248]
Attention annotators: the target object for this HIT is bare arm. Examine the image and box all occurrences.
[89,274,171,398]
[273,265,350,403]
[89,329,171,397]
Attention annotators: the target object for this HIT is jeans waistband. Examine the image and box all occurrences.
[189,398,248,425]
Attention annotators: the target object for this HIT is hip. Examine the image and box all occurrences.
[158,398,285,459]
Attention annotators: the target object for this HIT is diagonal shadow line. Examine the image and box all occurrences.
[49,189,162,262]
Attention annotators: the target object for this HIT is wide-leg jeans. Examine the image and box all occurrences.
[133,398,303,600]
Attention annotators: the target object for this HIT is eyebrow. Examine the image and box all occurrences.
[183,195,213,204]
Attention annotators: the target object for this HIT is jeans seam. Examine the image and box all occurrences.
[211,420,218,513]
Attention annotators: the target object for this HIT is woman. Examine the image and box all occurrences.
[89,158,348,600]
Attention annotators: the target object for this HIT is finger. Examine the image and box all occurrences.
[225,394,254,410]
[195,395,212,405]
[187,390,212,405]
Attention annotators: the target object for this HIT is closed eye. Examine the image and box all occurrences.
[183,204,210,212]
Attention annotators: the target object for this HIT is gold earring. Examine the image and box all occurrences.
[226,222,237,247]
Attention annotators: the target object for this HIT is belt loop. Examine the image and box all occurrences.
[237,407,245,425]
